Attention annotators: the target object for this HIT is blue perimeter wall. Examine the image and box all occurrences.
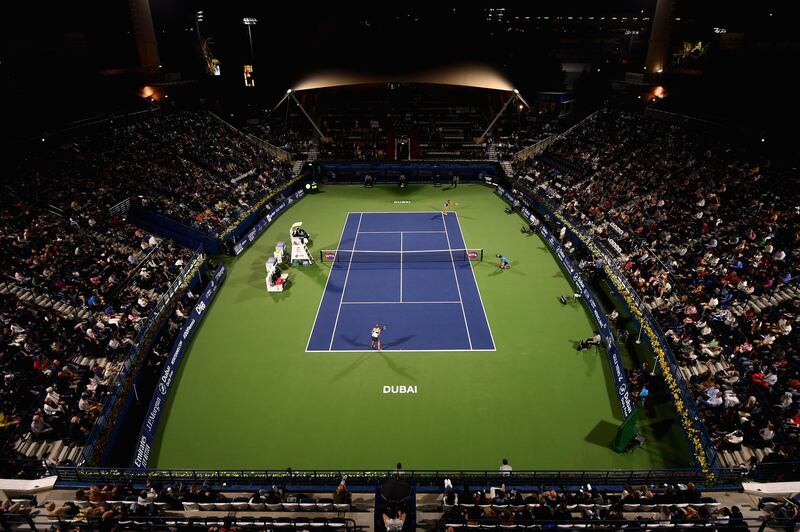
[494,186,635,419]
[132,264,227,468]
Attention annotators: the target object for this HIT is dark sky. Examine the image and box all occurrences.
[1,1,797,137]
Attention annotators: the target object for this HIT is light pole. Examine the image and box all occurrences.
[243,17,257,61]
[195,11,204,47]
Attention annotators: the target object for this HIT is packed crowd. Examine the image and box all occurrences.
[491,111,569,160]
[17,110,293,235]
[519,108,800,470]
[3,479,797,532]
[0,111,289,471]
[0,192,194,470]
[440,482,753,527]
[22,479,354,530]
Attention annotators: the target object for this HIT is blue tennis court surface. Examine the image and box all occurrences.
[307,212,495,352]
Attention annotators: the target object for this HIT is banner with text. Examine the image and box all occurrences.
[496,187,634,417]
[133,264,227,468]
[233,189,305,255]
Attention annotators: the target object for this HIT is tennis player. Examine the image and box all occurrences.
[498,254,510,269]
[443,199,454,217]
[371,324,383,351]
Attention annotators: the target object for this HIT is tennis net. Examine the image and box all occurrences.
[320,248,483,263]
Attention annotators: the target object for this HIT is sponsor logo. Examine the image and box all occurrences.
[393,200,412,204]
[160,365,174,389]
[324,251,336,261]
[157,383,167,396]
[171,341,182,365]
[134,437,151,468]
[383,385,418,394]
[145,397,161,431]
[195,301,207,316]
[467,251,478,260]
[182,318,196,339]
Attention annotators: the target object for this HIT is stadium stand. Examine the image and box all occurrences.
[14,110,293,236]
[0,479,795,531]
[0,202,194,471]
[247,85,567,163]
[0,110,294,471]
[514,107,800,473]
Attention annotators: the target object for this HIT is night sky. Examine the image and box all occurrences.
[1,1,797,142]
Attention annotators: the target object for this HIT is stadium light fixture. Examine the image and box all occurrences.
[243,17,257,60]
[195,11,204,46]
[287,88,293,94]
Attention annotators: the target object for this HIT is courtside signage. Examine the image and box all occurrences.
[133,264,227,468]
[233,189,306,255]
[496,187,634,417]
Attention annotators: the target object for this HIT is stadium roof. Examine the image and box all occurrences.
[291,65,515,92]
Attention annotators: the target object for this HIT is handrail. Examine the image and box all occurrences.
[53,466,745,488]
[207,111,293,162]
[514,182,718,476]
[0,513,361,531]
[246,133,294,162]
[105,242,162,303]
[79,247,206,466]
[512,110,598,162]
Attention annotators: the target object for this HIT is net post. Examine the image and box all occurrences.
[480,249,483,262]
[319,250,323,262]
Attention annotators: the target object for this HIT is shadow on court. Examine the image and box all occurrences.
[378,351,416,381]
[384,335,415,349]
[340,334,363,347]
[294,264,331,289]
[329,353,372,383]
[584,420,618,449]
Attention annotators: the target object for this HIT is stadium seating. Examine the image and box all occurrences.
[12,110,293,236]
[515,107,800,471]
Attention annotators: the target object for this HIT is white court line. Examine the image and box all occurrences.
[307,348,497,353]
[400,232,403,302]
[351,211,443,214]
[453,212,497,350]
[340,301,461,305]
[305,211,352,352]
[442,214,473,350]
[328,213,364,351]
[357,230,446,234]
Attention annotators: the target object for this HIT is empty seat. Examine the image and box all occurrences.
[299,500,317,511]
[282,501,299,511]
[232,501,250,511]
[183,501,200,511]
[249,501,266,511]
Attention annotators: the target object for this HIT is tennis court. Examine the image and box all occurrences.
[151,185,691,470]
[307,212,495,352]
